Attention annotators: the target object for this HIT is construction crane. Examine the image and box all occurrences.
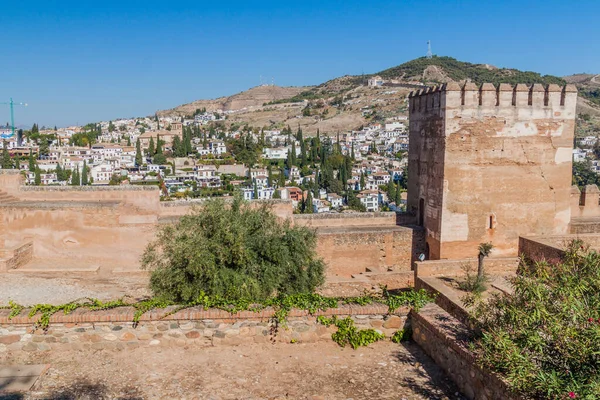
[0,98,28,140]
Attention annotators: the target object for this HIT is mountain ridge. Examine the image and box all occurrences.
[158,56,599,134]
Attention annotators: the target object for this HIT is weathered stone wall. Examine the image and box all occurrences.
[0,304,408,353]
[0,241,33,272]
[414,257,518,281]
[409,83,577,259]
[0,202,156,270]
[411,304,521,400]
[316,226,425,277]
[294,212,397,228]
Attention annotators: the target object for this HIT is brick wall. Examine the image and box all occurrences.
[0,304,409,353]
[411,304,522,400]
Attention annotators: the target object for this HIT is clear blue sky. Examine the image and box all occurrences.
[1,0,598,128]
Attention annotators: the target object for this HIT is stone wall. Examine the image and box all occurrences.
[518,237,566,263]
[411,304,521,400]
[316,226,425,277]
[0,241,33,272]
[0,304,408,353]
[408,83,577,259]
[294,212,397,228]
[414,257,519,281]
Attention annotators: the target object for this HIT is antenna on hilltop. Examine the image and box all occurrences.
[426,40,433,59]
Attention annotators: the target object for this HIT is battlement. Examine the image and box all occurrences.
[408,82,577,113]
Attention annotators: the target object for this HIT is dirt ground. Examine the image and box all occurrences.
[0,341,464,400]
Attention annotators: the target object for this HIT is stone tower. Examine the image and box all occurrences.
[407,82,577,259]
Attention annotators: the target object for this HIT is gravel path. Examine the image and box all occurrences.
[1,341,465,400]
[0,273,150,306]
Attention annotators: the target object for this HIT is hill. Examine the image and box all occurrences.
[375,56,567,86]
[158,57,599,135]
[157,85,311,117]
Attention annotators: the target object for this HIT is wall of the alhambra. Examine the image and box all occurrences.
[407,90,446,259]
[0,204,156,269]
[318,227,425,277]
[437,85,576,258]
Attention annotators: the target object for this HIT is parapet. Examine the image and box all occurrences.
[409,82,577,114]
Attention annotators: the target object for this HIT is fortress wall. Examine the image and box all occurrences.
[19,186,160,214]
[409,83,577,259]
[294,212,397,228]
[317,227,425,277]
[0,204,156,269]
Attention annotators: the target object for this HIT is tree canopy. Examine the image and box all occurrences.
[142,197,325,302]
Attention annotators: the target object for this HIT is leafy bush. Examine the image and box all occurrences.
[142,196,325,302]
[317,316,385,349]
[471,241,600,399]
[391,328,411,343]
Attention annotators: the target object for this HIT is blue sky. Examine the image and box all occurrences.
[1,0,598,127]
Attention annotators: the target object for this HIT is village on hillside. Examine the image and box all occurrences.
[0,105,410,214]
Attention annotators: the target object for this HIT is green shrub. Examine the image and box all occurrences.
[317,316,385,349]
[391,328,411,343]
[457,262,488,294]
[471,240,600,399]
[142,196,325,302]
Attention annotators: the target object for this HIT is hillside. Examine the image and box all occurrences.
[157,85,311,117]
[158,57,599,135]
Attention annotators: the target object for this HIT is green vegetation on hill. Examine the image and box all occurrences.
[581,88,600,106]
[376,56,567,86]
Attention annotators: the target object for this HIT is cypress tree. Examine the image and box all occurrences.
[127,136,131,146]
[305,190,314,214]
[395,182,402,205]
[71,167,80,186]
[55,163,63,181]
[155,135,162,154]
[360,172,366,190]
[34,166,41,186]
[148,137,155,156]
[14,156,19,170]
[28,150,35,171]
[81,161,88,185]
[278,169,286,187]
[291,141,297,166]
[253,182,259,200]
[184,129,192,155]
[135,139,143,166]
[387,182,396,203]
[1,141,11,169]
[351,142,355,160]
[267,165,273,187]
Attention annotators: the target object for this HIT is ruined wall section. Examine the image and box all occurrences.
[410,83,577,259]
[407,87,447,259]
